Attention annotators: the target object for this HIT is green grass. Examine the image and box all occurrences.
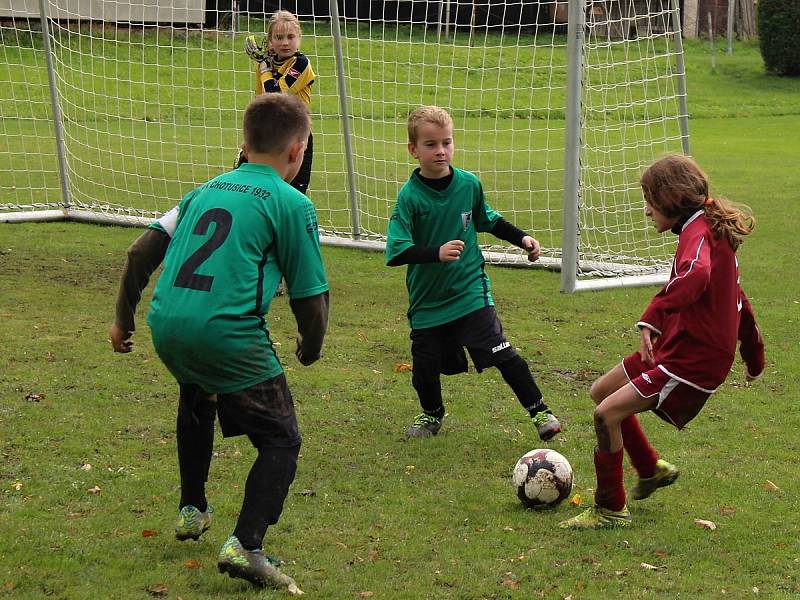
[2,32,800,599]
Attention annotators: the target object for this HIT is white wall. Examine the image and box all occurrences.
[0,0,205,23]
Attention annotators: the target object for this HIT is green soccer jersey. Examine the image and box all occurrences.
[385,167,501,329]
[147,163,328,393]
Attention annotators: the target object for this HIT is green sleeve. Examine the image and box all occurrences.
[385,190,415,265]
[472,181,502,233]
[276,196,329,299]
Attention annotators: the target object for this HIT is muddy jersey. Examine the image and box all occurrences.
[147,163,328,393]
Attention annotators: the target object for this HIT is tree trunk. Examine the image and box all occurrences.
[683,0,699,38]
[737,0,756,39]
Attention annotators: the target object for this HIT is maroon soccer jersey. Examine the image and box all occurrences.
[637,211,764,391]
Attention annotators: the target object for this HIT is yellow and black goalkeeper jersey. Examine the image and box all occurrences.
[255,51,315,105]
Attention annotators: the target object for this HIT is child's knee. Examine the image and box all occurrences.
[589,379,606,404]
[592,404,610,429]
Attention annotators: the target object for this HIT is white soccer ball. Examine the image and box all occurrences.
[512,448,573,508]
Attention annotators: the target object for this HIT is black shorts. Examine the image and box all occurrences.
[290,132,313,194]
[410,306,516,375]
[179,373,301,448]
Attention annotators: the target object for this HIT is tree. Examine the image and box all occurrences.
[757,0,800,76]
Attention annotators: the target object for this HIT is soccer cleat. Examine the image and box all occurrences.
[404,413,444,439]
[218,535,303,595]
[274,278,287,297]
[175,505,213,541]
[631,459,679,500]
[531,410,562,441]
[558,504,632,530]
[234,148,248,169]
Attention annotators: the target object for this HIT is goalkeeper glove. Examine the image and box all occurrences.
[244,34,268,62]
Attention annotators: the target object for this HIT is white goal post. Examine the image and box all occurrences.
[0,0,689,292]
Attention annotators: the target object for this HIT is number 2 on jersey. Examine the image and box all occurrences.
[174,208,232,291]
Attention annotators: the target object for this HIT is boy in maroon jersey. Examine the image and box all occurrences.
[559,154,765,529]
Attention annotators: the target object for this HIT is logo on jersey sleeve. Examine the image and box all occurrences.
[461,211,472,231]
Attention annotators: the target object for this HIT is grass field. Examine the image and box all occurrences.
[1,34,800,599]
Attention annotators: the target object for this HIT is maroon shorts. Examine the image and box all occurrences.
[622,353,712,430]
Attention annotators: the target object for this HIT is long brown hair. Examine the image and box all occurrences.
[640,154,754,249]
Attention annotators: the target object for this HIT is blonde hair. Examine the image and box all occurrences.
[267,10,302,41]
[640,154,755,249]
[407,106,453,144]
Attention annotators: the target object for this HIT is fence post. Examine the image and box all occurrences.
[726,0,734,54]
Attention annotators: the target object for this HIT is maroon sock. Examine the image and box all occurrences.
[594,448,626,511]
[621,415,659,478]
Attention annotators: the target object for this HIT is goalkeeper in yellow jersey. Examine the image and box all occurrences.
[238,10,315,196]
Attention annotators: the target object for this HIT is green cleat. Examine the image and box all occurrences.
[175,505,213,541]
[531,410,562,441]
[558,504,632,529]
[404,413,444,439]
[631,459,679,500]
[217,535,304,595]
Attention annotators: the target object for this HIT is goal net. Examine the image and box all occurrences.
[0,0,689,291]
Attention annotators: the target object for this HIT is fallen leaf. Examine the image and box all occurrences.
[3,582,15,591]
[25,392,44,402]
[694,519,717,530]
[80,463,92,471]
[640,562,664,570]
[405,465,415,474]
[87,485,101,494]
[146,583,168,596]
[359,591,374,598]
[569,494,583,506]
[654,549,669,558]
[719,506,736,517]
[764,480,779,492]
[11,481,22,491]
[141,530,156,537]
[500,572,520,590]
[184,559,201,569]
[393,363,412,372]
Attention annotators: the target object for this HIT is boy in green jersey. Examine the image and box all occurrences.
[110,94,327,594]
[386,106,561,441]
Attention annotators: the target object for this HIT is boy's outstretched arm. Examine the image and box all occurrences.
[738,290,765,381]
[290,291,330,366]
[110,228,170,353]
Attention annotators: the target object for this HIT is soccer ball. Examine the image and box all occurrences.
[512,448,573,508]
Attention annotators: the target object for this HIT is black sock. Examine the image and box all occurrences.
[497,354,548,415]
[412,374,445,420]
[234,444,300,551]
[176,387,216,513]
